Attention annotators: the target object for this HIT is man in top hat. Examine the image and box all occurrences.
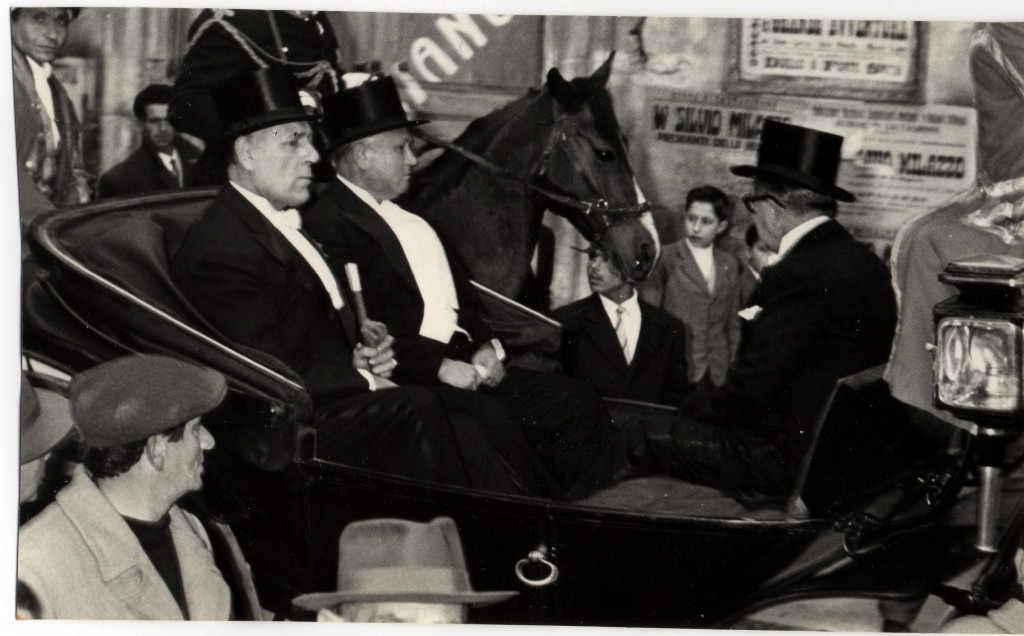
[12,7,90,259]
[304,75,635,500]
[627,120,897,496]
[292,517,516,623]
[170,67,533,495]
[17,354,261,620]
[20,372,73,507]
[97,84,202,198]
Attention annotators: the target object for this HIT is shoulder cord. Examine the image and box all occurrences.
[186,10,340,91]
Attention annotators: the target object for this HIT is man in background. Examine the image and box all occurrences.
[293,517,516,623]
[555,242,689,406]
[97,84,201,197]
[12,7,90,257]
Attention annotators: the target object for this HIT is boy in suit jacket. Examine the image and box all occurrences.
[640,185,742,389]
[554,243,689,406]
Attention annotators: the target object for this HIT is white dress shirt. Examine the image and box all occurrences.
[339,176,468,345]
[685,240,716,293]
[777,215,831,261]
[231,182,382,390]
[599,290,642,363]
[26,56,60,147]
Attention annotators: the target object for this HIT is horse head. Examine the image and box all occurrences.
[539,53,659,283]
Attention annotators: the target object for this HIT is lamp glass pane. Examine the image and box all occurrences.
[936,317,1021,412]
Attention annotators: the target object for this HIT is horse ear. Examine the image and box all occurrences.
[589,51,616,88]
[547,67,575,107]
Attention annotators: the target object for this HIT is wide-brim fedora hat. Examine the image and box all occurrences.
[319,74,428,152]
[292,517,518,610]
[730,119,856,202]
[20,374,73,464]
[212,66,318,143]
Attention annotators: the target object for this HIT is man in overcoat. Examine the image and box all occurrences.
[304,75,634,499]
[97,84,201,197]
[629,120,898,496]
[17,355,261,620]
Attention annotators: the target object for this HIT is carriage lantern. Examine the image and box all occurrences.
[933,254,1024,551]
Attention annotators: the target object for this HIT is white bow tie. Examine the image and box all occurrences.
[277,208,302,231]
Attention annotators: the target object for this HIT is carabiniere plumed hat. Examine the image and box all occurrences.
[292,517,518,610]
[212,65,318,143]
[730,119,856,203]
[319,75,428,152]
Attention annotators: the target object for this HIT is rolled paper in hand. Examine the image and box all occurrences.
[344,263,385,347]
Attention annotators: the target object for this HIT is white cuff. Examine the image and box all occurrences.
[490,338,507,363]
[356,368,377,391]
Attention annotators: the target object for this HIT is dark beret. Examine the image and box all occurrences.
[69,355,228,448]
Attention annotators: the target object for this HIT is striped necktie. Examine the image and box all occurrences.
[614,305,630,363]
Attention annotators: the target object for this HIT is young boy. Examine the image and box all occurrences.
[740,223,778,304]
[640,185,742,389]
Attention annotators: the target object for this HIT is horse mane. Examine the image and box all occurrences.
[401,88,543,210]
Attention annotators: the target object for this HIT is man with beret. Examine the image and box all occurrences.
[17,354,260,620]
[627,120,897,496]
[303,75,635,499]
[293,517,516,623]
[170,67,538,495]
[97,84,201,198]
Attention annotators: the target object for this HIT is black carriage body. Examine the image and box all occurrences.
[23,191,982,626]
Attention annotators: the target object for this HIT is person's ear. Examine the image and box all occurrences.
[145,435,167,471]
[234,135,254,172]
[715,220,730,236]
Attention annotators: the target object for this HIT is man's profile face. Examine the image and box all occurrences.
[587,248,632,300]
[141,103,176,154]
[359,129,416,201]
[242,121,319,209]
[12,8,70,65]
[163,417,215,496]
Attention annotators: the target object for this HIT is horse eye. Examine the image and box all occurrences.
[595,149,616,163]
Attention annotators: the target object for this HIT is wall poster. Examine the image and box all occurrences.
[644,89,977,257]
[730,19,923,103]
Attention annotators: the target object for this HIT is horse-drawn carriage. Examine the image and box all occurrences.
[19,57,1024,627]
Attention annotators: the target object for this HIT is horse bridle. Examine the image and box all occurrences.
[411,120,651,230]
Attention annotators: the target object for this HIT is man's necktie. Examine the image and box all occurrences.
[615,305,631,363]
[169,156,182,187]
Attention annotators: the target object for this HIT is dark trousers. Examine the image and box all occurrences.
[482,368,634,500]
[621,412,794,496]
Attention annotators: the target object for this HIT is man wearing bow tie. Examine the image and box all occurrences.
[171,67,521,493]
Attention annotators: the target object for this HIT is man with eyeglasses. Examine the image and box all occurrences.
[626,120,897,497]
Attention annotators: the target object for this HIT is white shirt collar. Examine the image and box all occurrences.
[684,239,714,258]
[25,56,52,80]
[777,216,831,261]
[598,289,639,316]
[338,175,382,211]
[230,181,301,230]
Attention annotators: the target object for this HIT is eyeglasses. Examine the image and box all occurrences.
[742,194,785,215]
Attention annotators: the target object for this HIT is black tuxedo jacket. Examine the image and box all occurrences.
[170,186,367,405]
[97,139,201,198]
[304,179,495,384]
[681,219,897,466]
[553,294,689,406]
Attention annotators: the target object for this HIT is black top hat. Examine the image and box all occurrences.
[319,75,428,151]
[212,66,317,143]
[730,119,856,202]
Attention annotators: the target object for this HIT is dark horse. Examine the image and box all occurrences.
[397,53,658,303]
